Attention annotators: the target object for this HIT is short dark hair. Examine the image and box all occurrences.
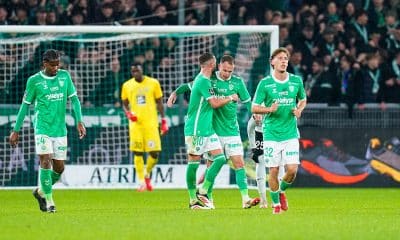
[198,52,215,66]
[43,49,60,62]
[220,55,234,64]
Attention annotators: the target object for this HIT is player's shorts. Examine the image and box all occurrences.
[251,130,264,163]
[263,138,299,167]
[185,133,222,156]
[219,136,243,157]
[129,124,161,152]
[35,134,67,160]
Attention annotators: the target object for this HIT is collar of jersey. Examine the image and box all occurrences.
[215,71,231,81]
[40,71,57,80]
[271,70,289,84]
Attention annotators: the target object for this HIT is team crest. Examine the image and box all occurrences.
[59,80,64,87]
[289,86,294,92]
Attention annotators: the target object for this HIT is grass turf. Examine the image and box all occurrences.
[1,188,399,240]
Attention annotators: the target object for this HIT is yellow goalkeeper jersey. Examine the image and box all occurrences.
[121,76,163,128]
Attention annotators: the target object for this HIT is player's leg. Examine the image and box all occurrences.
[279,139,300,211]
[34,135,55,212]
[50,136,68,186]
[144,127,162,191]
[185,136,210,209]
[265,140,283,214]
[198,134,226,197]
[130,125,146,191]
[255,156,268,208]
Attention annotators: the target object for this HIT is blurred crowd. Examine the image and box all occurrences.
[0,0,399,111]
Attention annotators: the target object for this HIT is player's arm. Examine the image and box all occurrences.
[251,80,278,114]
[9,77,36,147]
[292,99,307,118]
[238,78,252,112]
[120,82,137,122]
[167,82,193,107]
[156,97,169,135]
[208,94,238,108]
[9,102,29,147]
[292,78,307,118]
[154,80,168,135]
[70,94,86,139]
[67,72,86,139]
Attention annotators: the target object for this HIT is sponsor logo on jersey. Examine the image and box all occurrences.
[275,98,294,105]
[208,88,215,95]
[279,91,288,96]
[50,86,59,91]
[289,86,295,92]
[45,93,64,101]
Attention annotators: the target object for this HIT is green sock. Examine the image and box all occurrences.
[270,190,280,206]
[51,171,61,185]
[207,172,214,201]
[280,180,292,191]
[186,161,200,201]
[235,168,249,199]
[201,154,226,193]
[40,168,53,202]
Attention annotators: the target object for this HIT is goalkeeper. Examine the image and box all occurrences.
[121,63,168,192]
[9,49,86,213]
[168,55,259,209]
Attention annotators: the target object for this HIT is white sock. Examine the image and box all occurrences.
[256,160,267,203]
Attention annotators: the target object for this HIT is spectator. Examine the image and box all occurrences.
[287,49,307,81]
[354,53,384,109]
[346,9,370,54]
[0,4,9,25]
[91,56,124,107]
[294,25,318,74]
[336,54,357,116]
[94,2,114,24]
[305,58,339,105]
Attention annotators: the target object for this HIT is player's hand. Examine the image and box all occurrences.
[292,108,302,118]
[167,92,177,108]
[125,111,137,122]
[77,122,86,139]
[9,131,19,147]
[230,94,239,102]
[160,118,169,135]
[269,102,278,113]
[252,114,262,125]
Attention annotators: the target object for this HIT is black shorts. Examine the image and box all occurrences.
[251,130,263,163]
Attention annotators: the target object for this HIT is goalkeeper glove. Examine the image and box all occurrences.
[125,111,137,122]
[160,118,169,135]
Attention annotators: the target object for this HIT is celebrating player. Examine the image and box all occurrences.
[168,55,260,208]
[9,49,86,213]
[252,47,307,214]
[121,63,168,192]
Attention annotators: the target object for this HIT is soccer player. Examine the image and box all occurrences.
[9,49,86,213]
[252,47,307,214]
[247,114,268,208]
[121,63,168,192]
[168,55,260,208]
[183,52,240,209]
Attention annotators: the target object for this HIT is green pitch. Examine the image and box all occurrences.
[1,188,399,240]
